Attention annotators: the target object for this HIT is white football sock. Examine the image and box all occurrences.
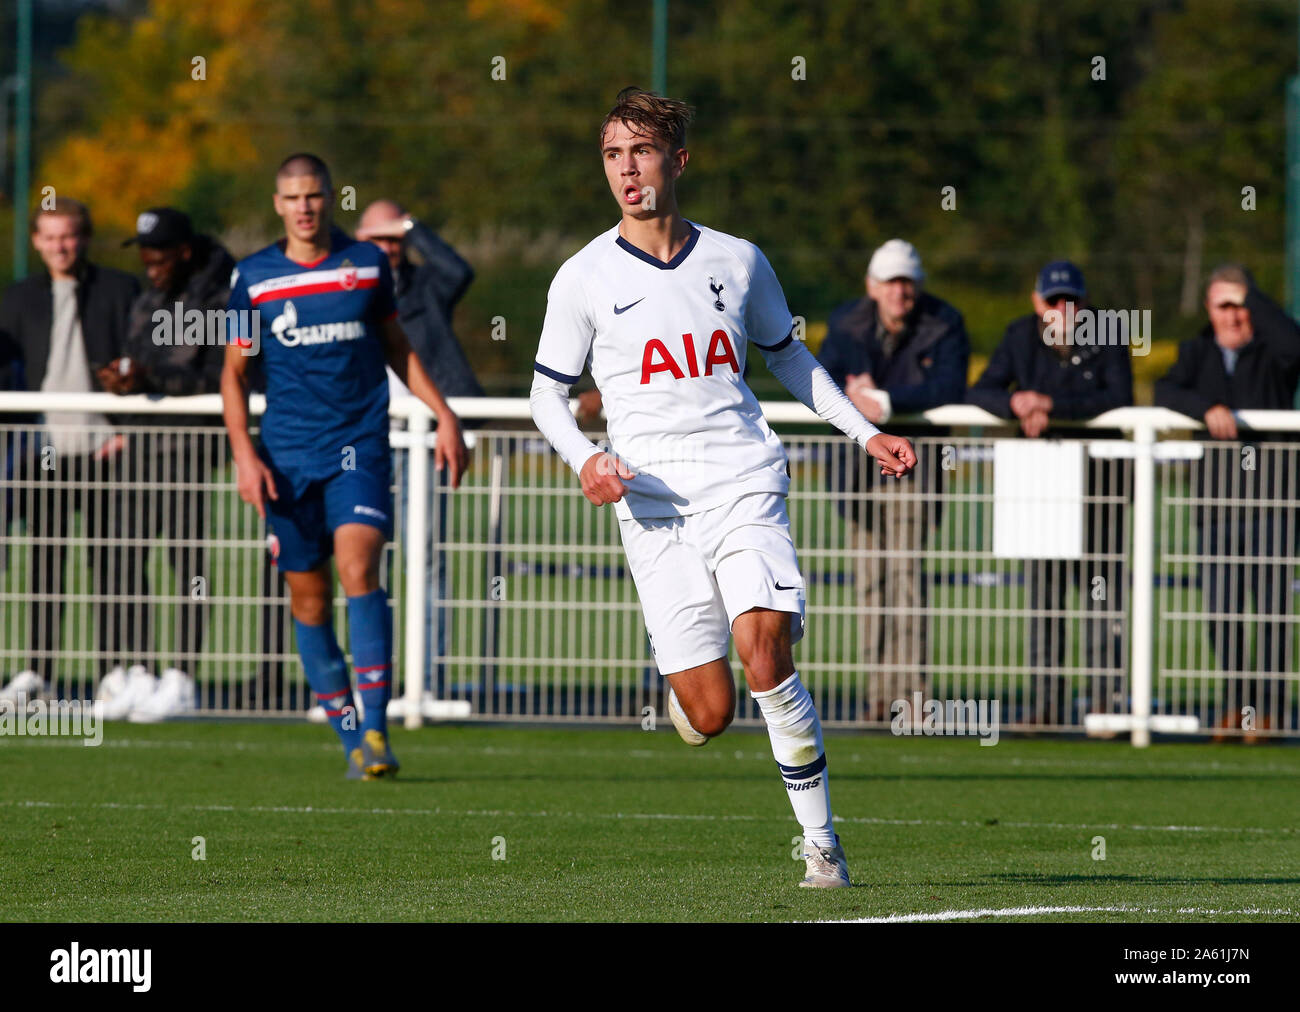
[751,671,836,849]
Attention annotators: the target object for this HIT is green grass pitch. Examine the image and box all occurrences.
[2,721,1297,922]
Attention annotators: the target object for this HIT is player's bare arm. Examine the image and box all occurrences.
[220,341,277,518]
[379,315,469,488]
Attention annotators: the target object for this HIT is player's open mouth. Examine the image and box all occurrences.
[623,185,642,204]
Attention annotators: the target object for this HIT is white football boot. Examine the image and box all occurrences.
[666,686,708,746]
[130,667,195,723]
[799,835,851,888]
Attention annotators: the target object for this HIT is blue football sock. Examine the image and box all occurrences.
[348,589,393,737]
[294,618,361,756]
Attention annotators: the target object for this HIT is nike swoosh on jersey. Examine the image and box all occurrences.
[613,298,646,315]
[774,581,800,591]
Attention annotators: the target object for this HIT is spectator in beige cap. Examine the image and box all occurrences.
[816,239,969,722]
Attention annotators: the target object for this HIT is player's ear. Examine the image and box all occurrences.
[672,147,689,179]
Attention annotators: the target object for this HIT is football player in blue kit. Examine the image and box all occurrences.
[221,153,468,780]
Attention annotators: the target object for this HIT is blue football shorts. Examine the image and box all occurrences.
[261,448,394,572]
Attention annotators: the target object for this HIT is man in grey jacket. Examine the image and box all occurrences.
[358,201,481,703]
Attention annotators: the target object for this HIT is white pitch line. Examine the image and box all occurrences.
[818,905,1298,923]
[0,798,1292,835]
[8,735,1300,777]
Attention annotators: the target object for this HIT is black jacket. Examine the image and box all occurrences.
[0,262,139,391]
[394,222,483,400]
[817,291,968,510]
[1154,286,1300,504]
[122,235,234,432]
[968,312,1133,434]
[1154,287,1300,418]
[817,291,969,414]
[0,262,138,428]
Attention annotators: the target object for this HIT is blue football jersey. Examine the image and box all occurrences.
[228,228,396,477]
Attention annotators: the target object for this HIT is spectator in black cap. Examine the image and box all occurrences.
[94,208,237,718]
[969,261,1134,725]
[1155,265,1300,738]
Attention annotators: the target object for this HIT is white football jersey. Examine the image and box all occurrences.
[534,221,796,520]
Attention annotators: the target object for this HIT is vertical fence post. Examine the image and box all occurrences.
[403,410,430,730]
[1130,421,1157,748]
[479,439,505,714]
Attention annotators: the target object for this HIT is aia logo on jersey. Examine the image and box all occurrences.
[641,330,739,384]
[338,259,358,291]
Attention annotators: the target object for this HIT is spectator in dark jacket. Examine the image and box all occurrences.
[0,197,139,692]
[96,208,235,713]
[0,335,25,590]
[357,200,481,703]
[970,261,1134,724]
[817,239,969,719]
[1154,265,1300,736]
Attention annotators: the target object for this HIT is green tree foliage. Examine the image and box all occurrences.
[15,0,1295,391]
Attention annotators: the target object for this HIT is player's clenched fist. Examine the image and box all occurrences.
[234,450,279,519]
[580,450,636,506]
[866,432,916,479]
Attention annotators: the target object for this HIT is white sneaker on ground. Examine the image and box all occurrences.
[0,671,47,706]
[666,686,708,746]
[93,666,134,721]
[799,835,851,888]
[129,667,195,723]
[97,665,158,721]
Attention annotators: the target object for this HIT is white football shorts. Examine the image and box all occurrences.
[617,491,806,675]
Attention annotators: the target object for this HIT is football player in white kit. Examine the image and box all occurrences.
[530,88,916,887]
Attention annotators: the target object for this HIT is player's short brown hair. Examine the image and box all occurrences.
[599,87,694,152]
[276,152,333,193]
[30,197,93,238]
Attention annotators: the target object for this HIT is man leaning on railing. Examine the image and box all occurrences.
[817,239,969,720]
[1154,265,1300,738]
[968,261,1134,725]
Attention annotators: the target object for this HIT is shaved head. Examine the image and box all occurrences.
[276,152,332,194]
[359,199,406,231]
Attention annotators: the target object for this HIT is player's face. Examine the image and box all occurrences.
[273,174,331,246]
[31,214,87,278]
[601,120,687,219]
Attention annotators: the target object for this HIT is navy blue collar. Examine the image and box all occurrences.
[615,222,700,270]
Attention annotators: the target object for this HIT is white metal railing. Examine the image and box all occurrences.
[1,393,1296,745]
